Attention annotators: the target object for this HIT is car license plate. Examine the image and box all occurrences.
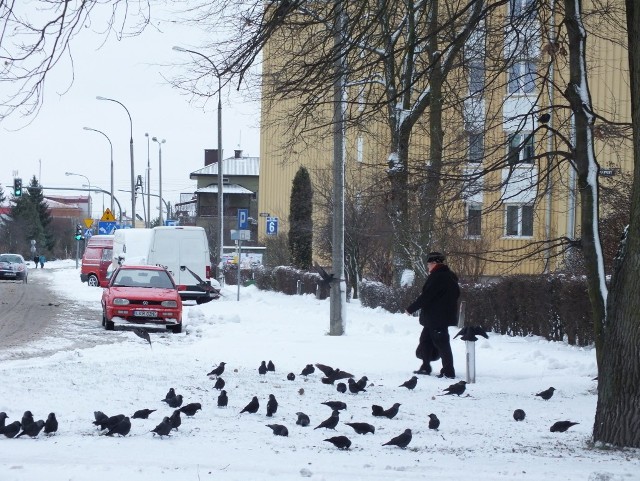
[134,310,157,318]
[5,272,15,276]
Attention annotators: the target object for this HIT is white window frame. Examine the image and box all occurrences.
[508,61,536,94]
[356,135,364,163]
[507,132,535,165]
[505,204,534,237]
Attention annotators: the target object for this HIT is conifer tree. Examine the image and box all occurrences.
[288,167,313,270]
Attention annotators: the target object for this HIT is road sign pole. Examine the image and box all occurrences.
[237,239,242,301]
[75,239,80,269]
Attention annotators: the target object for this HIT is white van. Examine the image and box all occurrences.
[111,226,219,304]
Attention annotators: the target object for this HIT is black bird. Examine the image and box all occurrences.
[169,410,182,430]
[315,363,354,381]
[454,326,489,342]
[258,361,268,375]
[93,411,109,428]
[536,387,556,400]
[44,413,58,435]
[400,376,418,390]
[550,421,579,433]
[300,364,315,376]
[266,394,278,417]
[356,376,368,391]
[21,411,34,429]
[428,413,440,431]
[321,401,347,411]
[266,424,289,436]
[162,388,176,402]
[214,377,226,390]
[99,414,126,432]
[324,435,352,450]
[17,420,45,438]
[314,262,335,288]
[336,382,347,393]
[348,378,366,394]
[151,417,173,437]
[217,390,228,407]
[207,362,226,377]
[2,421,21,438]
[267,360,276,372]
[345,422,375,435]
[240,396,260,414]
[513,409,526,421]
[442,381,467,396]
[314,410,340,430]
[180,403,202,417]
[382,429,412,448]
[295,412,310,427]
[287,372,295,381]
[103,417,131,437]
[538,113,551,123]
[133,327,152,348]
[0,412,8,432]
[165,394,184,409]
[372,403,401,419]
[132,409,156,420]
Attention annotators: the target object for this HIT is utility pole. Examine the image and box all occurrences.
[330,0,347,336]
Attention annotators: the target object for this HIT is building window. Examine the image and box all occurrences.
[510,0,535,18]
[508,61,536,94]
[505,204,534,237]
[356,135,364,163]
[507,132,534,165]
[469,133,484,163]
[467,204,482,237]
[469,60,485,94]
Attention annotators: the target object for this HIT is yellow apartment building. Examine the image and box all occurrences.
[256,0,631,278]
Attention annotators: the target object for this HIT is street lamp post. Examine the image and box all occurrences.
[152,137,166,226]
[96,96,136,227]
[83,127,114,215]
[173,45,224,278]
[65,172,91,218]
[145,133,151,228]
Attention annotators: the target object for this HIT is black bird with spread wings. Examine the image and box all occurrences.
[133,328,152,348]
[454,326,489,342]
[314,262,335,287]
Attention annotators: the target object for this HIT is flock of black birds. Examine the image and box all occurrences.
[0,360,578,445]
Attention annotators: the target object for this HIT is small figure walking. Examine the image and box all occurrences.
[34,255,39,267]
[39,254,46,269]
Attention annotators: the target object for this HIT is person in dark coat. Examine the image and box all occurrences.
[405,252,460,378]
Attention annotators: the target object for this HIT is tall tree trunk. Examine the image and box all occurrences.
[592,0,640,448]
[564,0,607,366]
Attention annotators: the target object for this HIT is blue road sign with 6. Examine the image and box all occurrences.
[266,217,278,236]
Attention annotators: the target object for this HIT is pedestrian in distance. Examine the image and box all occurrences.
[39,254,46,268]
[406,252,460,379]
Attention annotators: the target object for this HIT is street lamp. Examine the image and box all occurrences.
[173,45,224,277]
[65,172,91,218]
[152,137,166,226]
[96,96,136,227]
[83,127,114,215]
[145,133,151,228]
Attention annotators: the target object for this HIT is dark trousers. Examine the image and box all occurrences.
[416,326,455,377]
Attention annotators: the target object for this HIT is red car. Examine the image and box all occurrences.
[101,265,183,333]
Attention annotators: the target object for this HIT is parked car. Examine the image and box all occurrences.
[111,226,219,303]
[80,235,114,287]
[101,265,183,333]
[0,253,28,283]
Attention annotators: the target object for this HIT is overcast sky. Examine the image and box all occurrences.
[0,3,260,219]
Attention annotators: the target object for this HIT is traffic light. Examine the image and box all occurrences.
[13,178,22,197]
[75,224,83,241]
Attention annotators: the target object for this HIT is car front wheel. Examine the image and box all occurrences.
[87,274,100,287]
[102,313,114,330]
[171,324,182,334]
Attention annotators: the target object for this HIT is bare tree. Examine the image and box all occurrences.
[592,0,640,449]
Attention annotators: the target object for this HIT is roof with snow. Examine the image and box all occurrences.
[190,156,260,178]
[195,184,254,195]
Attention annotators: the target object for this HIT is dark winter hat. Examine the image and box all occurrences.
[426,252,446,263]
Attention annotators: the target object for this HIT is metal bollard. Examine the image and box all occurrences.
[466,341,476,384]
[296,279,302,295]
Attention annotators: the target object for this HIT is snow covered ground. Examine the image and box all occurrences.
[0,260,638,481]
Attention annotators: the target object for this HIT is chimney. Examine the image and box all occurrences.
[234,149,243,159]
[204,149,218,166]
